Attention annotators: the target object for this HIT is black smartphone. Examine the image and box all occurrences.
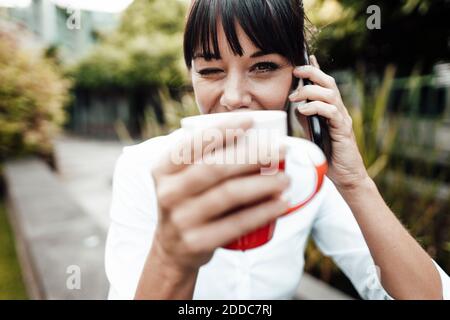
[291,49,332,163]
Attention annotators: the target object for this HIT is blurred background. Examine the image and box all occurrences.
[0,0,449,299]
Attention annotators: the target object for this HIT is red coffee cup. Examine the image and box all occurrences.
[223,137,328,250]
[181,111,328,251]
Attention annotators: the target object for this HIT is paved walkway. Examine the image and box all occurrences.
[53,134,130,230]
[4,158,110,299]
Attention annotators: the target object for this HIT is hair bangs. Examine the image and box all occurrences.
[184,0,306,69]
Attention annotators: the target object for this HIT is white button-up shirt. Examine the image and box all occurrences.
[104,130,450,300]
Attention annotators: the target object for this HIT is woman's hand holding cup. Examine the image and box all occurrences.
[150,117,291,272]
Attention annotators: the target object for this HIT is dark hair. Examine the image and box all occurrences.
[183,0,307,69]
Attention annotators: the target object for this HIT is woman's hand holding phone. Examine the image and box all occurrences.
[289,56,370,191]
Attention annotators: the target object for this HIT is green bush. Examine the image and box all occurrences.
[115,86,199,142]
[0,33,71,161]
[71,0,187,90]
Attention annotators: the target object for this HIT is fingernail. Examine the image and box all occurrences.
[280,194,290,206]
[297,105,310,114]
[277,173,291,186]
[279,144,287,158]
[288,91,298,99]
[295,66,306,72]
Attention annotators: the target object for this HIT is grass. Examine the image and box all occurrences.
[0,199,28,299]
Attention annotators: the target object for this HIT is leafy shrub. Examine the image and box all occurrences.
[0,32,71,161]
[70,0,187,90]
[115,86,199,142]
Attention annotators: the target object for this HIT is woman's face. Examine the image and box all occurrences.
[190,22,294,114]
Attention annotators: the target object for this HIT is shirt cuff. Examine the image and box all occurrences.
[432,260,450,300]
[367,260,449,300]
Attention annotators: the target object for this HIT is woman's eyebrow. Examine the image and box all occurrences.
[192,50,274,60]
[193,53,209,59]
[249,50,271,58]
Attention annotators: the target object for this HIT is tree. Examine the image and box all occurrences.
[72,0,188,89]
[0,32,71,161]
[307,0,449,75]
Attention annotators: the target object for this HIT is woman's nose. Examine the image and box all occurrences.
[219,75,252,111]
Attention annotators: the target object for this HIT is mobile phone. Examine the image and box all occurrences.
[291,49,332,163]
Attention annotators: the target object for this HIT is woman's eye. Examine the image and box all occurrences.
[197,68,223,76]
[251,62,280,73]
[196,62,280,77]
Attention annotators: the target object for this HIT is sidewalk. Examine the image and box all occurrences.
[3,133,130,299]
[52,134,128,230]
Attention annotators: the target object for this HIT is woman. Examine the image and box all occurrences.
[105,0,449,299]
